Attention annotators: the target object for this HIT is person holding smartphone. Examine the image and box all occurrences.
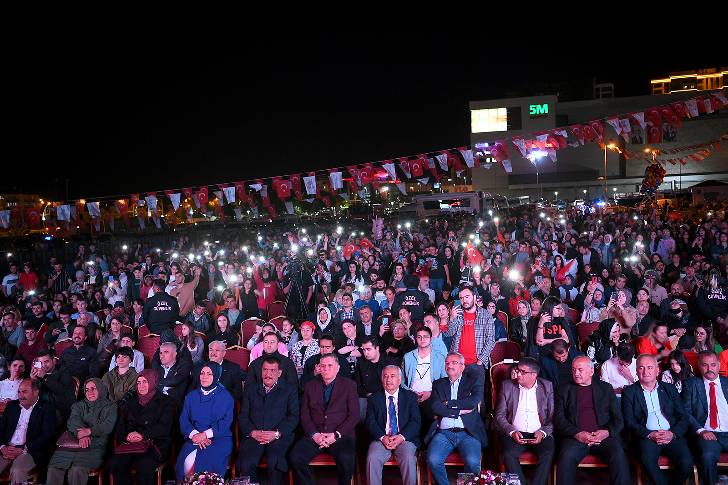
[494,357,555,485]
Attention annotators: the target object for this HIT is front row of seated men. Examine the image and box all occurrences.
[0,350,726,485]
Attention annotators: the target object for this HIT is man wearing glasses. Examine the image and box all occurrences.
[494,357,555,485]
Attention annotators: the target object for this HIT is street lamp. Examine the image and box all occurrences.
[604,141,619,198]
[554,191,558,200]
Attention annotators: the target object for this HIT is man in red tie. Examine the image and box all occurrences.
[682,351,728,484]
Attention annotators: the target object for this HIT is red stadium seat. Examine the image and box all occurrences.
[577,322,599,351]
[138,325,150,338]
[309,453,355,485]
[633,454,699,485]
[490,361,516,410]
[54,338,73,359]
[269,315,286,330]
[268,301,286,320]
[490,341,520,366]
[138,334,161,365]
[497,311,510,332]
[553,454,608,485]
[567,307,580,324]
[242,317,263,345]
[226,346,251,371]
[174,323,184,339]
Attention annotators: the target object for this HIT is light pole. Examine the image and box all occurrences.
[604,141,618,199]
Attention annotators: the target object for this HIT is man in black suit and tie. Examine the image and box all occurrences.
[494,357,555,485]
[237,355,299,485]
[151,341,192,408]
[426,352,487,485]
[622,354,693,485]
[682,350,728,485]
[365,365,420,485]
[554,355,629,485]
[189,340,244,401]
[0,378,56,483]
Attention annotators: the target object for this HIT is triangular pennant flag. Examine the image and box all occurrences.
[685,99,699,118]
[382,162,397,181]
[233,207,243,221]
[223,186,236,204]
[304,198,315,203]
[152,216,162,229]
[501,159,512,173]
[606,117,621,136]
[632,112,647,129]
[87,202,101,218]
[0,210,10,229]
[618,119,632,142]
[213,190,223,202]
[284,201,294,214]
[57,205,71,221]
[145,195,158,213]
[340,192,350,201]
[168,193,181,210]
[435,153,449,171]
[416,178,429,184]
[328,171,343,191]
[303,174,317,195]
[459,148,475,168]
[137,215,146,230]
[250,183,263,192]
[398,158,412,179]
[704,98,714,114]
[396,183,407,195]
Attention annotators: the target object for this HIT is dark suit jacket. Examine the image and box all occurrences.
[577,249,602,274]
[151,358,192,407]
[366,387,421,446]
[428,371,487,446]
[681,375,728,433]
[239,379,300,438]
[0,398,56,465]
[622,380,688,439]
[246,351,299,389]
[300,376,359,438]
[495,377,555,437]
[554,379,623,439]
[356,320,382,341]
[190,359,244,402]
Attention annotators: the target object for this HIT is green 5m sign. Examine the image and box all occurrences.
[529,104,549,117]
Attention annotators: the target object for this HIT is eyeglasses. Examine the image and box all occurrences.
[514,368,536,375]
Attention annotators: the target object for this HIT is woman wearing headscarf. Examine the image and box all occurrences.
[46,378,118,485]
[586,318,627,365]
[108,369,175,485]
[175,361,234,480]
[581,288,606,323]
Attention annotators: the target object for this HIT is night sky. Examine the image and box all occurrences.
[5,35,723,200]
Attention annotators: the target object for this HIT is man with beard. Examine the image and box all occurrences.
[444,285,496,374]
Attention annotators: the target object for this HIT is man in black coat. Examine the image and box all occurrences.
[0,378,56,483]
[622,354,693,485]
[391,274,433,324]
[237,355,299,485]
[554,356,629,485]
[151,341,191,408]
[30,350,75,422]
[189,340,244,401]
[143,279,180,336]
[300,334,350,387]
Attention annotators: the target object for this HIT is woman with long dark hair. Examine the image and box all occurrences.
[660,349,693,393]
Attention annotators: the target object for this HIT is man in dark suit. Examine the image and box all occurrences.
[289,353,359,485]
[189,340,244,401]
[0,378,56,483]
[356,305,382,339]
[237,355,299,485]
[426,351,487,485]
[300,334,350,387]
[365,365,420,485]
[577,241,602,275]
[682,350,728,485]
[151,341,191,408]
[554,355,629,485]
[494,357,555,485]
[622,354,693,485]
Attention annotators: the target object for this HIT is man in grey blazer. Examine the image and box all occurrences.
[494,357,555,485]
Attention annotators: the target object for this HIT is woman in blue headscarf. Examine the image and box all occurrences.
[175,361,234,480]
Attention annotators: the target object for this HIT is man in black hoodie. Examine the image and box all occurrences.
[390,274,432,324]
[143,279,180,336]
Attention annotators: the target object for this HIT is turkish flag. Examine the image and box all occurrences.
[582,124,598,143]
[659,106,680,128]
[670,102,688,120]
[359,238,374,250]
[645,108,661,127]
[234,181,248,204]
[272,177,292,200]
[465,243,484,267]
[409,158,425,178]
[570,125,585,145]
[196,187,208,207]
[588,121,604,143]
[359,164,375,186]
[290,174,303,200]
[647,125,663,144]
[26,207,41,229]
[342,243,359,260]
[447,151,463,172]
[347,166,361,191]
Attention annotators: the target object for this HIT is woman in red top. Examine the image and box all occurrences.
[253,264,279,316]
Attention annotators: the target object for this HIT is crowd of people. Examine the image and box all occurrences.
[0,197,728,484]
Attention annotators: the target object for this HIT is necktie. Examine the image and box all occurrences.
[710,382,718,430]
[388,395,398,436]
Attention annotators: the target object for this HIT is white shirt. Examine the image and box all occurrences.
[600,357,637,394]
[10,399,38,446]
[385,389,400,436]
[109,349,145,372]
[512,383,542,434]
[411,352,432,393]
[440,377,465,430]
[642,384,670,431]
[701,377,728,433]
[161,364,173,394]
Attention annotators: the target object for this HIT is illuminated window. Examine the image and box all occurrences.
[471,108,507,133]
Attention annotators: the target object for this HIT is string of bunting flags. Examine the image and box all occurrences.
[0,90,726,235]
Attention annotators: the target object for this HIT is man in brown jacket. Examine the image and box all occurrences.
[494,357,555,485]
[169,265,201,318]
[289,353,358,485]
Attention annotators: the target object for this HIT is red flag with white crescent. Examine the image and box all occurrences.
[555,258,577,284]
[465,242,484,267]
[342,243,359,260]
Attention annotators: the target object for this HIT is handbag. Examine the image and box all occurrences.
[56,431,81,450]
[114,440,152,454]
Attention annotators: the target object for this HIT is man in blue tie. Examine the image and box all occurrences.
[365,365,420,485]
